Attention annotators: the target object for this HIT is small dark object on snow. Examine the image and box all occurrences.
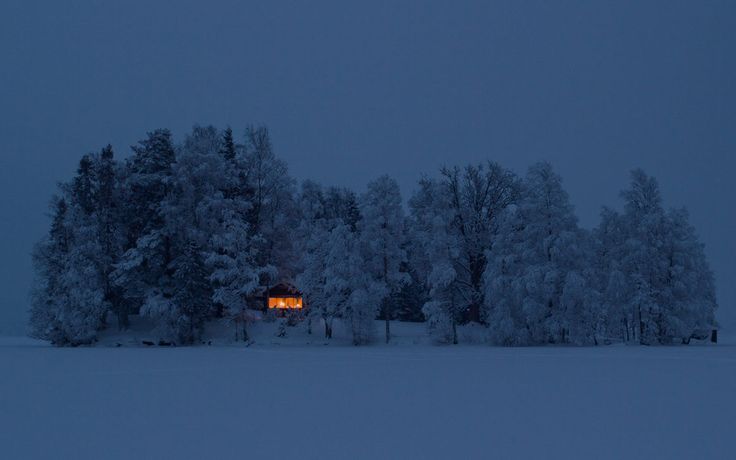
[142,340,155,346]
[276,320,287,338]
[115,343,122,347]
[158,340,174,347]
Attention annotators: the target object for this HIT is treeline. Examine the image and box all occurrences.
[30,125,717,346]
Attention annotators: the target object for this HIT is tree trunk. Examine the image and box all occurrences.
[467,302,481,324]
[452,320,458,345]
[325,319,332,339]
[385,316,391,344]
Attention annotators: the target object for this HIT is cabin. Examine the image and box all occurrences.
[265,283,304,316]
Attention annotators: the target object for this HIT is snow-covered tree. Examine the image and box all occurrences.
[408,163,519,343]
[324,186,361,231]
[169,241,213,344]
[322,224,378,345]
[113,130,177,322]
[161,125,230,250]
[393,259,427,322]
[220,126,237,162]
[207,209,263,342]
[93,145,126,328]
[161,125,271,342]
[592,207,636,341]
[32,124,719,350]
[296,222,333,337]
[241,125,297,285]
[30,189,109,345]
[295,181,366,339]
[662,208,717,341]
[358,175,409,343]
[30,144,128,345]
[30,198,72,343]
[483,162,595,345]
[120,129,176,243]
[408,178,461,343]
[594,170,718,344]
[115,126,244,340]
[295,186,379,345]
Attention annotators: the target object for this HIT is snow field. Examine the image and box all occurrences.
[2,329,734,459]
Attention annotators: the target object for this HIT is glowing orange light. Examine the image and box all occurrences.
[268,297,303,309]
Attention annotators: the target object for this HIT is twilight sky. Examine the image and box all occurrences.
[1,0,734,334]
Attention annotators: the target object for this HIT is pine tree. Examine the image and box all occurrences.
[72,155,95,215]
[29,198,70,343]
[29,146,119,345]
[394,261,427,322]
[123,129,176,242]
[55,217,108,344]
[220,126,237,162]
[171,241,213,344]
[93,145,126,328]
[29,190,109,345]
[113,130,177,325]
[325,186,361,231]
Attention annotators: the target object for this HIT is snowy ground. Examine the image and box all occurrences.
[2,321,735,459]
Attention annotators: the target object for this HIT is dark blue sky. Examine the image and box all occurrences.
[1,0,734,333]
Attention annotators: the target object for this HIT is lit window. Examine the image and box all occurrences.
[268,297,303,309]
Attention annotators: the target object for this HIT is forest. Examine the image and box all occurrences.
[29,125,718,346]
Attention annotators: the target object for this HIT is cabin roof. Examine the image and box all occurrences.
[268,283,301,297]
